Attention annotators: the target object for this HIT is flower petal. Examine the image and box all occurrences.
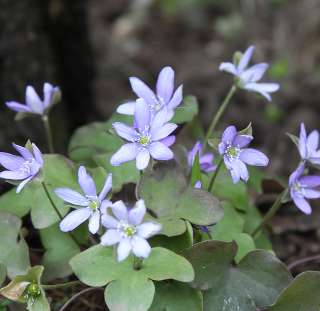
[25,86,44,114]
[149,142,174,161]
[156,66,175,104]
[43,82,54,109]
[116,101,136,115]
[110,143,138,166]
[128,200,146,225]
[303,189,320,199]
[13,143,33,160]
[32,143,44,165]
[101,229,122,246]
[59,208,92,232]
[307,130,319,152]
[136,149,150,170]
[117,238,132,261]
[137,222,162,238]
[112,122,136,142]
[240,148,269,166]
[292,194,312,215]
[88,211,100,234]
[98,173,112,201]
[167,85,183,110]
[6,101,31,113]
[299,175,320,187]
[160,135,176,147]
[0,170,29,180]
[112,200,128,221]
[237,45,255,72]
[219,62,237,75]
[54,188,88,206]
[101,214,119,229]
[151,123,177,141]
[16,176,33,193]
[135,98,150,131]
[222,125,237,144]
[78,166,97,197]
[244,83,279,101]
[289,164,305,186]
[233,135,253,148]
[151,108,172,131]
[131,236,151,258]
[240,63,268,83]
[129,77,157,106]
[0,152,24,170]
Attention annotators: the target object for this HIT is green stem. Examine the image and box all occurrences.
[203,85,237,152]
[208,158,223,192]
[42,115,54,153]
[252,188,288,238]
[41,182,81,248]
[42,281,80,290]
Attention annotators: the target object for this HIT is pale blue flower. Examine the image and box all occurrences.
[55,166,112,234]
[188,141,216,173]
[101,200,161,261]
[298,123,320,165]
[117,66,183,116]
[6,83,60,116]
[219,46,279,101]
[111,98,177,170]
[0,143,43,193]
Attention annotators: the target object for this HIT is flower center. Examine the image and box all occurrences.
[139,135,150,146]
[117,220,136,238]
[226,145,240,160]
[89,199,99,210]
[23,282,41,304]
[292,181,302,194]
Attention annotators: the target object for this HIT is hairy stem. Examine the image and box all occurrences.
[288,254,320,270]
[208,158,223,192]
[252,188,288,238]
[203,85,237,152]
[41,182,81,247]
[42,115,54,153]
[42,281,80,290]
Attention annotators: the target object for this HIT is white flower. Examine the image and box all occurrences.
[101,200,161,261]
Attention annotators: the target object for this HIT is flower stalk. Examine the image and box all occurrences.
[42,281,80,290]
[203,85,237,152]
[208,158,223,192]
[252,188,288,238]
[42,115,54,153]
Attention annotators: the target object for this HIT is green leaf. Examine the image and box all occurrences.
[27,288,50,311]
[68,113,133,164]
[184,240,293,311]
[286,133,299,148]
[0,263,6,286]
[70,245,194,286]
[105,273,155,311]
[149,281,203,311]
[147,216,187,237]
[40,224,81,282]
[207,165,250,211]
[268,271,320,311]
[171,96,198,124]
[138,163,223,227]
[94,153,139,193]
[0,211,30,279]
[238,122,252,136]
[0,188,32,217]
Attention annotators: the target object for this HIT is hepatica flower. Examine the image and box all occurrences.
[218,125,269,183]
[111,98,177,170]
[117,66,183,116]
[6,83,60,116]
[298,123,320,165]
[188,141,216,173]
[101,200,161,261]
[219,45,279,101]
[55,166,112,234]
[289,164,320,214]
[0,143,43,193]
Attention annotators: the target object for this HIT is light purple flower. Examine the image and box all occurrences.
[289,164,320,214]
[6,83,60,116]
[219,46,279,101]
[55,166,112,234]
[218,125,269,183]
[111,98,177,170]
[117,66,183,116]
[101,200,161,261]
[0,143,43,193]
[298,123,320,165]
[188,141,216,173]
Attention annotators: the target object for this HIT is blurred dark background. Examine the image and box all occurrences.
[1,0,320,268]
